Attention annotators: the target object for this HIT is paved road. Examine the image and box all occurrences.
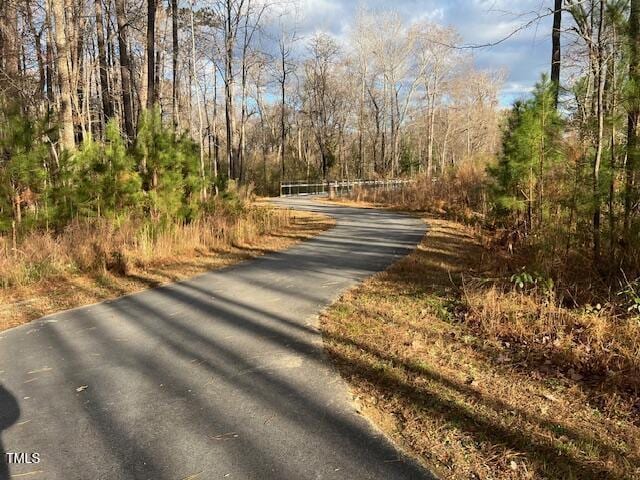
[0,198,433,480]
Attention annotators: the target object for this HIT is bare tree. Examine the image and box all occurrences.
[1,0,21,98]
[276,19,297,180]
[303,33,341,180]
[189,0,205,196]
[147,0,157,108]
[95,0,113,125]
[415,22,460,176]
[171,0,179,129]
[220,0,242,179]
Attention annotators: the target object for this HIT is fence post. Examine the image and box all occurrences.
[328,181,336,199]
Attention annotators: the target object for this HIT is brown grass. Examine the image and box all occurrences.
[463,286,640,397]
[342,161,488,223]
[0,204,334,331]
[321,216,640,480]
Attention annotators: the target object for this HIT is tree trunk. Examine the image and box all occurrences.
[608,24,618,264]
[146,0,157,108]
[280,53,286,180]
[114,0,136,141]
[155,51,162,108]
[224,0,237,179]
[50,0,76,150]
[172,0,179,129]
[427,90,437,176]
[625,0,640,240]
[26,0,47,104]
[45,4,55,106]
[592,0,606,265]
[358,74,364,178]
[190,0,206,198]
[2,0,20,96]
[237,25,249,183]
[12,188,22,224]
[213,66,219,179]
[442,109,450,167]
[551,0,562,108]
[95,0,113,124]
[71,0,85,143]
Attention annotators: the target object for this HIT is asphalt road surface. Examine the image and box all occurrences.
[0,197,434,480]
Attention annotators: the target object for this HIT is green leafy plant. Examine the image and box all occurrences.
[136,108,204,221]
[0,101,51,230]
[74,120,143,218]
[510,269,535,289]
[618,276,640,314]
[510,268,554,296]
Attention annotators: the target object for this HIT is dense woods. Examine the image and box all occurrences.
[0,0,639,293]
[0,1,499,227]
[490,0,640,288]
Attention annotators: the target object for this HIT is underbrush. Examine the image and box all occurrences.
[0,196,334,332]
[347,169,640,312]
[0,198,292,289]
[351,161,488,223]
[336,185,640,400]
[462,284,640,408]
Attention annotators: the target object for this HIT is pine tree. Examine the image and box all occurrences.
[74,121,143,217]
[136,108,203,220]
[0,102,49,228]
[490,75,563,231]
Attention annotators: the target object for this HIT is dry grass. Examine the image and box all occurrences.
[343,161,488,223]
[463,286,640,398]
[321,217,639,480]
[0,204,334,331]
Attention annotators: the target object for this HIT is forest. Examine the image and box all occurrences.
[0,0,637,288]
[0,0,500,223]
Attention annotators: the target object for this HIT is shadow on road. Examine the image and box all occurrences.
[0,384,19,480]
[0,201,433,479]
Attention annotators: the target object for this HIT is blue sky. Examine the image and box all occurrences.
[293,0,554,106]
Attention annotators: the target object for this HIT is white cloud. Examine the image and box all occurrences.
[272,0,553,105]
[502,82,535,95]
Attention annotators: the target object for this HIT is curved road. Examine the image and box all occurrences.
[0,198,433,480]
